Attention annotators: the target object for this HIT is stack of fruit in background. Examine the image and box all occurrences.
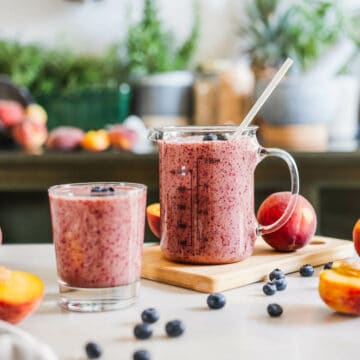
[0,100,48,152]
[0,99,151,153]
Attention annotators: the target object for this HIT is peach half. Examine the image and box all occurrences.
[0,266,44,324]
[353,219,360,256]
[146,203,161,238]
[319,261,360,315]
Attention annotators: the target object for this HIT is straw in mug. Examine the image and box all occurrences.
[233,58,294,138]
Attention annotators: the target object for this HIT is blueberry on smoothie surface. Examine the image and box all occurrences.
[134,323,153,340]
[90,186,115,194]
[202,133,218,141]
[300,264,314,277]
[324,262,333,270]
[216,133,228,140]
[85,342,102,359]
[133,349,151,360]
[165,320,185,337]
[141,308,160,324]
[207,293,226,309]
[267,303,283,317]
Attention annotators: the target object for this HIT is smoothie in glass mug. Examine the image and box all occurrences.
[149,126,299,264]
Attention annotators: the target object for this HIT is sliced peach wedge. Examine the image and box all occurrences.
[146,203,161,238]
[319,261,360,315]
[0,266,44,324]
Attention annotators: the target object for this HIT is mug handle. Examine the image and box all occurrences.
[256,147,299,236]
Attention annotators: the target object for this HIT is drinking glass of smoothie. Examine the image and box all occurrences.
[149,125,299,264]
[48,182,147,312]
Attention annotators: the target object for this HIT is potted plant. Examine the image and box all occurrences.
[0,39,126,131]
[124,0,200,127]
[240,0,359,149]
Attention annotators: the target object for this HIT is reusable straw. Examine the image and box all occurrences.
[233,58,293,138]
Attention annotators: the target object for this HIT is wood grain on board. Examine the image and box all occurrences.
[141,236,353,293]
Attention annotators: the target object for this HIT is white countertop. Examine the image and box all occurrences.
[1,244,359,360]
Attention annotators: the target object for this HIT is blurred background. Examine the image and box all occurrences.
[0,0,359,243]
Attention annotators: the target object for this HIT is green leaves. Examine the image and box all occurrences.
[0,40,123,96]
[125,0,199,77]
[241,0,345,73]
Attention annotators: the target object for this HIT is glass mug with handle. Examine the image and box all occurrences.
[149,125,299,264]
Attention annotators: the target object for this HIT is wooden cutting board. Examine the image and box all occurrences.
[141,236,354,293]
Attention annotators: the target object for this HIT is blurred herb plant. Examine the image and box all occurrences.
[240,0,345,73]
[0,40,123,96]
[125,0,200,78]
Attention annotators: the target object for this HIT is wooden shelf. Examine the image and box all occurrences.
[0,148,359,243]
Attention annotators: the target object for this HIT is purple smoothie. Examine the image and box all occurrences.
[49,183,146,288]
[158,134,259,264]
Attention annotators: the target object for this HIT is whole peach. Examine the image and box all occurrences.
[12,119,48,151]
[257,192,317,252]
[0,100,24,127]
[46,126,85,151]
[108,125,138,151]
[353,219,360,256]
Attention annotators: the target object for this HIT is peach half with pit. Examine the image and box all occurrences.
[319,261,360,315]
[0,266,44,324]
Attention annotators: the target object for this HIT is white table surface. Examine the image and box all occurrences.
[1,243,359,360]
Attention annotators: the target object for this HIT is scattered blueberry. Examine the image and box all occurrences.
[91,186,115,194]
[274,277,287,291]
[203,133,218,141]
[300,264,314,277]
[207,293,226,309]
[85,342,102,359]
[141,308,160,324]
[263,282,277,296]
[133,350,151,360]
[269,268,285,281]
[323,262,333,270]
[165,320,185,338]
[134,323,153,340]
[267,303,283,317]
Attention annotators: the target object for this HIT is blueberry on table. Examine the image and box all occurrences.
[300,264,314,277]
[85,342,102,359]
[269,268,285,281]
[133,349,151,360]
[324,262,333,270]
[165,320,185,338]
[207,293,226,309]
[203,133,218,141]
[134,323,153,340]
[274,277,287,291]
[263,282,276,296]
[267,303,283,317]
[141,308,160,324]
